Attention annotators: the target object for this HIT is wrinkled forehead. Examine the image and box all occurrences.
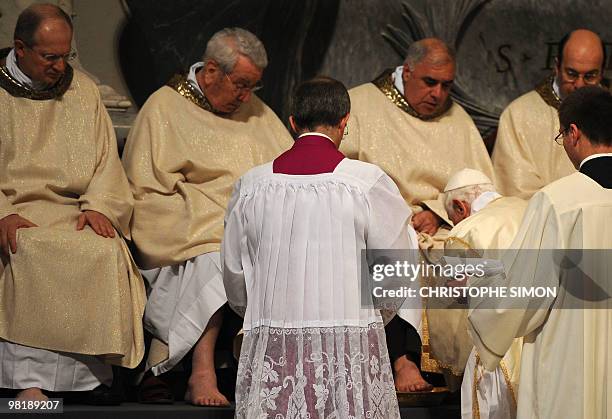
[231,55,263,79]
[413,58,455,81]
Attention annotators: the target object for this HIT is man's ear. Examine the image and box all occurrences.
[288,116,298,135]
[340,113,350,132]
[402,64,412,83]
[14,39,26,58]
[453,199,470,220]
[202,60,221,84]
[568,123,582,146]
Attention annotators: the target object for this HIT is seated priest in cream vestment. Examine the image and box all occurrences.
[441,169,526,419]
[223,76,419,419]
[0,4,145,402]
[122,28,292,406]
[493,29,605,199]
[340,38,494,390]
[468,86,612,419]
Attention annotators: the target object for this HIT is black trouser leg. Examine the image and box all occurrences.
[385,315,422,366]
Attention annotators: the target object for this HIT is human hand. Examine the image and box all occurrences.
[0,214,37,255]
[77,210,115,238]
[412,210,441,235]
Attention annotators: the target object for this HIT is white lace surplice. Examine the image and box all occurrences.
[238,325,395,419]
[223,159,418,418]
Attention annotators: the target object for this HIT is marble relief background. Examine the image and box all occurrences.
[1,0,611,138]
[119,0,340,122]
[118,0,611,137]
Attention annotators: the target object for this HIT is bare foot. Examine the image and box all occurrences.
[185,372,230,406]
[16,388,48,401]
[393,356,433,392]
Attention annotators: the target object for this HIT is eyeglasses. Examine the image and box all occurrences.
[23,42,77,64]
[224,73,263,94]
[562,68,601,85]
[554,128,568,145]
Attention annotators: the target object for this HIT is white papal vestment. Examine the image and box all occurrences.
[444,195,527,419]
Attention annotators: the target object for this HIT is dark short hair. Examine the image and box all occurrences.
[557,30,606,70]
[559,86,612,146]
[14,3,73,47]
[290,77,350,131]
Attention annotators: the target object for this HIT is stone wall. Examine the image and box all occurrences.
[1,0,611,134]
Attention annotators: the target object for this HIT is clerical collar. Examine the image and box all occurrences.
[392,65,405,94]
[187,62,205,96]
[6,48,41,90]
[297,132,335,144]
[534,75,561,109]
[579,153,612,169]
[167,73,215,113]
[471,191,501,214]
[552,77,562,101]
[0,47,73,100]
[373,68,452,120]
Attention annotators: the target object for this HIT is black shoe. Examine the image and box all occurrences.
[137,375,175,404]
[85,384,123,406]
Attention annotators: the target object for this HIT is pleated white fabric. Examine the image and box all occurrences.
[461,348,517,419]
[0,340,112,391]
[141,252,226,375]
[223,159,419,418]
